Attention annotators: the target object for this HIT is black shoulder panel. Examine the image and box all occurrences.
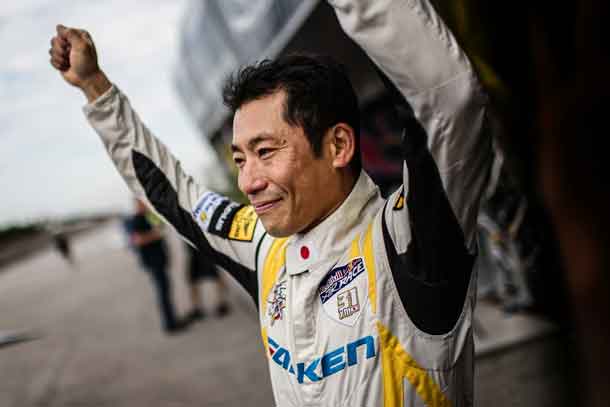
[377,67,475,335]
[132,150,259,308]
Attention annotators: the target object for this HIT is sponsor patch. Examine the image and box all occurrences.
[393,188,405,210]
[267,280,287,326]
[267,335,376,383]
[193,192,229,230]
[319,258,366,304]
[208,201,243,237]
[228,205,257,241]
[337,287,360,320]
[193,192,250,239]
[319,257,368,326]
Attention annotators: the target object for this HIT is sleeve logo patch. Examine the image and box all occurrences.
[228,205,257,241]
[193,191,230,231]
[393,189,405,210]
[208,201,243,237]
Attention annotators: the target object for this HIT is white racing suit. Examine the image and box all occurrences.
[83,0,490,405]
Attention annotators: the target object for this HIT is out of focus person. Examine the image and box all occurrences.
[126,199,185,335]
[46,222,77,269]
[184,242,231,322]
[52,231,75,266]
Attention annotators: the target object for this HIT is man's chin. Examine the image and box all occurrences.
[263,226,292,238]
[260,219,294,238]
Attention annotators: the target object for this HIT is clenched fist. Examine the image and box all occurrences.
[49,25,111,102]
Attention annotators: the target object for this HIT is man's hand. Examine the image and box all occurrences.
[49,25,111,102]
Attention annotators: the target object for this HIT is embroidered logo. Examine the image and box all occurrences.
[267,280,287,326]
[193,192,229,230]
[319,257,368,326]
[337,287,360,320]
[318,257,366,304]
[228,205,257,241]
[209,201,242,237]
[267,335,376,383]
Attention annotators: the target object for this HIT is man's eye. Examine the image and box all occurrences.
[233,157,245,167]
[258,148,273,158]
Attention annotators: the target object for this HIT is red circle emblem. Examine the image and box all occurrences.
[300,246,310,259]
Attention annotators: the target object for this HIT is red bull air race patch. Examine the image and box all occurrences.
[318,257,368,326]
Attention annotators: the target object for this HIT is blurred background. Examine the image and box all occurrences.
[1,0,607,406]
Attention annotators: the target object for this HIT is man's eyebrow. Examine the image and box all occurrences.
[231,133,277,153]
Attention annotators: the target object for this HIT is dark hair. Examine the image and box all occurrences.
[222,53,361,172]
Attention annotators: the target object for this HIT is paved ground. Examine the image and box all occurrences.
[0,220,570,406]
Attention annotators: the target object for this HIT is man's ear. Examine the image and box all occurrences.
[327,123,356,169]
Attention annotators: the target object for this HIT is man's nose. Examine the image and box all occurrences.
[238,162,267,196]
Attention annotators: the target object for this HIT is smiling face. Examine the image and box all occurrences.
[231,90,353,237]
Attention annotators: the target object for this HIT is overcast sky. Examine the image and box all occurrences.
[0,0,222,228]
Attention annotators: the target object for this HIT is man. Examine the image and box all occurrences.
[49,0,490,405]
[127,199,184,335]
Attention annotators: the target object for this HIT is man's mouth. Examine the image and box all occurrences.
[253,199,282,215]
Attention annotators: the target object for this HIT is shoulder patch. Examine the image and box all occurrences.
[228,205,257,242]
[209,201,244,238]
[393,189,405,211]
[193,192,228,230]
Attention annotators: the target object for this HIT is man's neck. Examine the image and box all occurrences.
[300,170,359,235]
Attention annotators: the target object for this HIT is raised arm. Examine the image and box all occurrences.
[329,0,492,334]
[329,0,491,247]
[49,25,263,305]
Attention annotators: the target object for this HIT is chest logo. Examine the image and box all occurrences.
[267,335,376,384]
[337,287,360,320]
[319,257,365,304]
[319,257,368,326]
[267,280,287,326]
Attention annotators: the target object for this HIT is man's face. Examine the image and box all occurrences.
[231,90,338,237]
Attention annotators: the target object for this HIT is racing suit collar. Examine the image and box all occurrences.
[285,170,381,276]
